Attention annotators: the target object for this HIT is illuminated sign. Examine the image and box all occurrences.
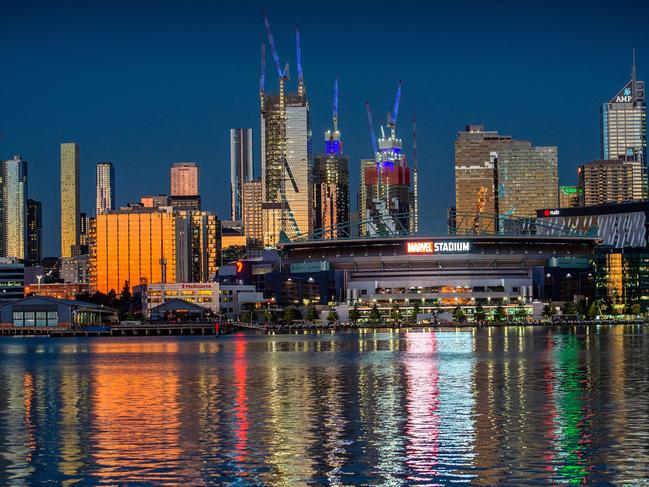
[615,86,633,103]
[181,283,214,289]
[236,260,244,273]
[543,209,561,217]
[406,241,471,254]
[560,186,582,195]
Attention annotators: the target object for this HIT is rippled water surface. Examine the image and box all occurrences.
[0,327,648,485]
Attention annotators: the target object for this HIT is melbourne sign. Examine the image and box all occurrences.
[406,241,471,254]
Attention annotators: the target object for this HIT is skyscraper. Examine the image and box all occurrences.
[601,53,646,163]
[454,125,558,233]
[1,156,28,259]
[242,178,263,247]
[313,79,350,238]
[90,207,177,293]
[170,162,199,196]
[96,161,115,215]
[230,128,253,221]
[27,199,42,266]
[362,83,411,236]
[260,22,313,247]
[60,143,80,257]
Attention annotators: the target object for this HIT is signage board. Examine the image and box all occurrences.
[406,241,471,254]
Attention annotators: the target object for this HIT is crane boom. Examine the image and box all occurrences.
[365,101,378,155]
[296,25,303,86]
[333,78,338,132]
[391,80,402,127]
[259,42,266,93]
[263,12,284,78]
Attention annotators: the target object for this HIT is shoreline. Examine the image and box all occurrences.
[0,319,646,338]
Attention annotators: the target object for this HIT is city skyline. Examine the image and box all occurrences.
[1,1,648,254]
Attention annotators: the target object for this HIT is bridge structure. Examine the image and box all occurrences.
[283,210,596,243]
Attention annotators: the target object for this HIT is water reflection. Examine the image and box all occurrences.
[0,328,647,485]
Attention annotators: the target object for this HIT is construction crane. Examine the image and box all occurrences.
[388,81,402,138]
[263,12,284,79]
[296,25,304,96]
[365,101,378,155]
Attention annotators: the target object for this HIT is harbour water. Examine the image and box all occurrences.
[0,326,647,485]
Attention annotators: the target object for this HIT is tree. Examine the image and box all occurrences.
[411,302,420,323]
[326,309,339,322]
[452,305,465,323]
[282,306,302,323]
[474,303,486,322]
[349,305,361,323]
[305,305,319,321]
[586,302,599,320]
[515,304,528,321]
[494,305,507,322]
[369,304,382,324]
[263,309,275,323]
[390,305,402,324]
[541,304,557,320]
[562,301,578,316]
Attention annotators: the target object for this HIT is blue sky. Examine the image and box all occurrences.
[1,0,647,255]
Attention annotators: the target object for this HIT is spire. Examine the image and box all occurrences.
[296,25,304,96]
[632,48,637,86]
[333,78,338,133]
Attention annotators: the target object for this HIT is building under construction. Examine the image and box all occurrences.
[313,79,350,238]
[361,83,412,236]
[260,18,313,247]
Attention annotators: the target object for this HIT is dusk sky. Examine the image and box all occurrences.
[1,0,648,255]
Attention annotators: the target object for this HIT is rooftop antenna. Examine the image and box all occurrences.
[333,78,338,132]
[632,48,637,85]
[296,25,304,96]
[263,12,285,79]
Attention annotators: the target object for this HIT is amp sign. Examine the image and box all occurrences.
[406,241,471,254]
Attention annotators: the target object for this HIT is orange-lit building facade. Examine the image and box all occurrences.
[90,210,177,294]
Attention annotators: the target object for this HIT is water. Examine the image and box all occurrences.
[0,327,648,485]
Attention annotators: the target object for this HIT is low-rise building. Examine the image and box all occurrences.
[0,295,117,331]
[144,282,263,319]
[0,257,25,302]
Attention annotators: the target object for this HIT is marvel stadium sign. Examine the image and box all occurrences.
[406,241,471,254]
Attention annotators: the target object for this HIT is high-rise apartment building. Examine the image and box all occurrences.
[454,125,558,233]
[601,56,646,163]
[578,158,646,206]
[230,128,253,221]
[60,143,80,258]
[313,80,350,238]
[90,208,177,294]
[175,210,220,283]
[170,162,199,196]
[96,162,115,215]
[242,179,263,247]
[1,156,28,259]
[26,199,42,266]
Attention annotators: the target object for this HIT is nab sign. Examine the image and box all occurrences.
[406,241,471,254]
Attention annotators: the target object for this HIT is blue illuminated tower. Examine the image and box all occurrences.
[313,79,350,237]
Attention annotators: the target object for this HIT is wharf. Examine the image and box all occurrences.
[1,322,234,337]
